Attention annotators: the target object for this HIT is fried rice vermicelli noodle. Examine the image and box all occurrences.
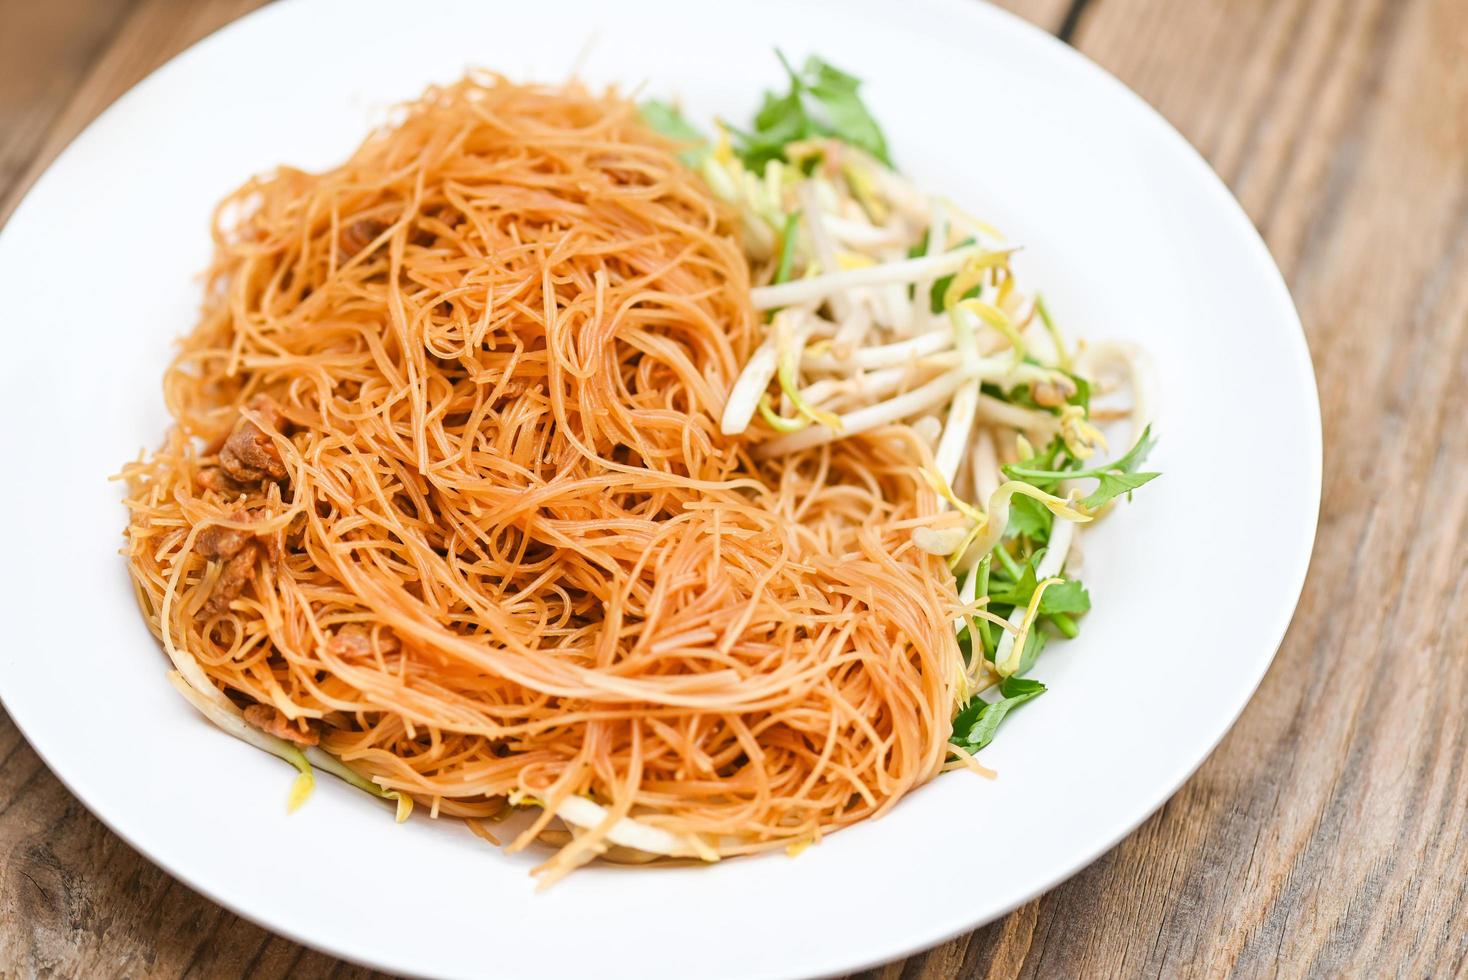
[120,76,965,883]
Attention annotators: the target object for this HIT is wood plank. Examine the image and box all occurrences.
[870,0,1468,974]
[0,0,270,225]
[0,0,138,217]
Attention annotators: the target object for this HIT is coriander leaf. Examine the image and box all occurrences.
[752,87,807,140]
[729,53,893,171]
[1004,498,1051,551]
[1006,492,1054,541]
[951,677,1047,751]
[639,101,710,168]
[1081,470,1161,509]
[729,54,816,169]
[989,553,1088,616]
[802,55,860,89]
[1004,426,1160,509]
[725,117,800,172]
[1036,579,1090,614]
[999,676,1046,699]
[1015,623,1049,676]
[1007,425,1156,482]
[802,56,892,166]
[1064,372,1091,411]
[950,696,985,741]
[1001,435,1075,491]
[986,550,1043,606]
[1104,424,1158,475]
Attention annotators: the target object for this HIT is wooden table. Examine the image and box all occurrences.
[2,0,1464,975]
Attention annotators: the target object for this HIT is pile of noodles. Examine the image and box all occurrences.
[120,74,966,883]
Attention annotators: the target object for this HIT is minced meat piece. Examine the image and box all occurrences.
[202,540,260,616]
[195,509,252,560]
[242,704,319,747]
[339,217,387,259]
[327,622,401,659]
[220,395,287,484]
[195,466,244,496]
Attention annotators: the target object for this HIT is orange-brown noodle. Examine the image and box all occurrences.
[120,75,963,883]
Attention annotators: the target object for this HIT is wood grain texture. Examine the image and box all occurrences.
[0,0,136,215]
[0,0,267,224]
[866,0,1468,976]
[0,0,1464,976]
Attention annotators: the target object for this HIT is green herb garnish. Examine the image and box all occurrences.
[639,100,710,168]
[951,677,1047,751]
[1005,426,1160,509]
[726,53,892,171]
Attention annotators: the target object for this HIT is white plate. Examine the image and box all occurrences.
[0,0,1320,976]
